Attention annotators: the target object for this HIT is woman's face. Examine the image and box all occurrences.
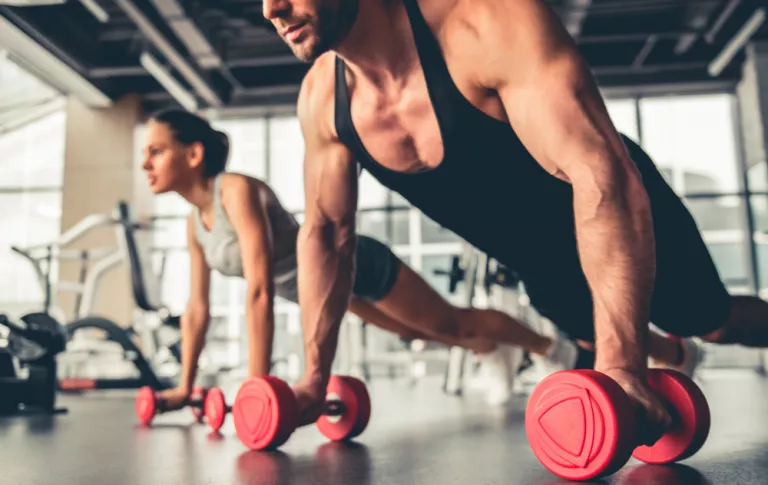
[141,120,200,194]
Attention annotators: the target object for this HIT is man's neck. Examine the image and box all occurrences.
[334,0,419,87]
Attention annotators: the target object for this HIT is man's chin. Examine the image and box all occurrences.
[292,47,320,63]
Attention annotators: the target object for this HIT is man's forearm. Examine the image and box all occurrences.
[245,294,274,378]
[574,166,656,372]
[297,224,355,388]
[180,310,210,392]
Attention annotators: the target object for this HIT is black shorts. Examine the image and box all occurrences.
[353,235,402,301]
[524,135,733,341]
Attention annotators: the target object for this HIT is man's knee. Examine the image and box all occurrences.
[700,325,733,344]
[700,294,751,344]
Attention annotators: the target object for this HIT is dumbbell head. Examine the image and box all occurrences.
[526,368,711,480]
[316,376,371,442]
[632,369,710,464]
[525,370,638,481]
[136,386,158,426]
[233,376,299,450]
[205,387,230,432]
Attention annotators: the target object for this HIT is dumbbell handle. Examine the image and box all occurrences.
[323,399,346,417]
[155,397,204,413]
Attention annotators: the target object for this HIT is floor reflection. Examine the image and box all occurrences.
[235,441,372,485]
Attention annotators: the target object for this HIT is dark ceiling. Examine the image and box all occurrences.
[1,0,767,114]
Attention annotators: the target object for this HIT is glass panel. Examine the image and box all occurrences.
[357,210,389,243]
[215,118,267,178]
[605,99,639,143]
[0,191,63,306]
[152,218,187,249]
[158,251,190,314]
[359,170,388,209]
[683,197,748,290]
[754,195,768,292]
[683,196,744,232]
[268,116,305,211]
[0,55,62,135]
[640,94,739,195]
[153,193,191,217]
[421,214,460,244]
[421,253,460,300]
[209,272,231,308]
[756,244,768,292]
[391,209,410,245]
[747,162,767,192]
[751,195,768,233]
[707,243,749,290]
[0,111,65,188]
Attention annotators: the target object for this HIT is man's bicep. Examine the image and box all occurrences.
[477,0,629,179]
[303,140,358,228]
[502,55,629,181]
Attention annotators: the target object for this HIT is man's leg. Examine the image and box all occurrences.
[701,295,768,346]
[577,331,688,367]
[348,296,496,354]
[371,262,554,357]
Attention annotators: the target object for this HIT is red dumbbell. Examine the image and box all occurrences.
[135,386,208,426]
[232,375,371,450]
[525,368,710,481]
[204,387,233,432]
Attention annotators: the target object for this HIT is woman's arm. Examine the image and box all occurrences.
[220,174,276,377]
[178,212,212,394]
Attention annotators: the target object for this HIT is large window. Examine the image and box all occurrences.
[0,111,66,309]
[146,91,760,370]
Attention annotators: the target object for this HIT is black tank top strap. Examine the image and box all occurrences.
[401,0,458,121]
[334,57,356,150]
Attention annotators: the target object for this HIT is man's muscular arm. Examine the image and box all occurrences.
[295,69,359,424]
[471,0,654,373]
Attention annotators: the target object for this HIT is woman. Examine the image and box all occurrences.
[140,109,586,408]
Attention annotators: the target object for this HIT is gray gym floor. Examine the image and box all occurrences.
[1,370,766,485]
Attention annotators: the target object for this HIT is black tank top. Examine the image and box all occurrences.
[334,0,671,311]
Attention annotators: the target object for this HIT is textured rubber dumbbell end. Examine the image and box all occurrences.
[316,376,371,442]
[233,376,299,450]
[204,387,229,432]
[632,369,710,464]
[525,370,637,481]
[136,386,157,426]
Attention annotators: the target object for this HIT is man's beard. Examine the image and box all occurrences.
[288,0,359,62]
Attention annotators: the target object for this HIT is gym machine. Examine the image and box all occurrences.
[11,201,183,392]
[435,244,534,396]
[0,312,66,415]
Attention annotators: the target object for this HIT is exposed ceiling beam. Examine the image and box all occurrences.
[114,0,223,107]
[148,0,222,69]
[709,7,766,77]
[561,0,592,37]
[705,0,742,44]
[593,62,709,76]
[675,1,719,55]
[633,35,659,69]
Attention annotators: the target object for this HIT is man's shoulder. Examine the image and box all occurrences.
[298,54,337,131]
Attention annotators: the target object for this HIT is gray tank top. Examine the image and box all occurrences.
[193,175,300,283]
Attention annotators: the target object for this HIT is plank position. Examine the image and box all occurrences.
[264,0,768,445]
[140,109,583,409]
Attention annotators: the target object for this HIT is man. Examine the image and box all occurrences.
[265,0,768,445]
